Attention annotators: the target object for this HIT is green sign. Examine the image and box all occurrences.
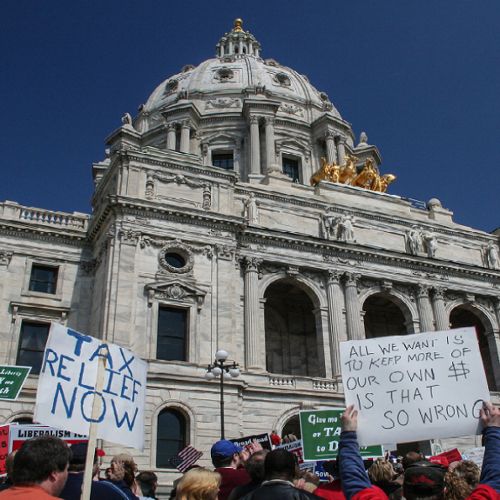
[0,366,31,401]
[299,409,383,461]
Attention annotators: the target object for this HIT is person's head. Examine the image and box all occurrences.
[368,458,394,483]
[403,460,446,500]
[264,449,296,482]
[402,452,424,471]
[137,470,158,497]
[68,443,104,476]
[210,440,243,468]
[452,460,480,488]
[107,453,137,487]
[4,450,16,478]
[176,468,221,500]
[12,436,72,497]
[244,450,269,482]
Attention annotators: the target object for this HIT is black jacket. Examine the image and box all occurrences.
[241,480,322,500]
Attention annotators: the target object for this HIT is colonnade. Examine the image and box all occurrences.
[242,262,500,381]
[166,120,191,154]
[249,115,277,175]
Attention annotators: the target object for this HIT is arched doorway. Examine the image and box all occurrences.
[363,294,408,339]
[281,415,301,441]
[450,306,497,391]
[264,279,324,377]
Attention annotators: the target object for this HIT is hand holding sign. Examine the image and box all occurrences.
[340,328,491,447]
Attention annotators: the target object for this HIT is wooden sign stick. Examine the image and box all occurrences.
[81,344,109,500]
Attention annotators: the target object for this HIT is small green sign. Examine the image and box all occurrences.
[299,409,383,461]
[0,366,31,401]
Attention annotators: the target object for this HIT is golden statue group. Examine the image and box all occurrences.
[310,154,396,193]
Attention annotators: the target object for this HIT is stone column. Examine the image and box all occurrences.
[326,270,346,376]
[416,284,435,332]
[244,257,263,370]
[264,117,276,171]
[337,135,346,164]
[249,115,261,176]
[344,272,364,340]
[166,123,176,151]
[325,130,338,165]
[431,286,449,331]
[180,120,191,153]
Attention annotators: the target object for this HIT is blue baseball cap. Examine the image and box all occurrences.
[211,440,243,459]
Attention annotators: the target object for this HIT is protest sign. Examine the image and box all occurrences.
[0,426,9,476]
[299,409,383,461]
[433,448,462,465]
[9,424,87,452]
[0,366,30,401]
[276,439,304,463]
[340,327,490,447]
[464,447,484,467]
[230,433,272,450]
[34,322,148,451]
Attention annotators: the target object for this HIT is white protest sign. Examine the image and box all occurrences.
[34,323,148,451]
[340,327,490,447]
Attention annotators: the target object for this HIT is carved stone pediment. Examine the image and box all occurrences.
[145,280,207,312]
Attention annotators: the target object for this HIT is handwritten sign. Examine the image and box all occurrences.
[230,433,272,450]
[340,327,490,447]
[34,323,148,451]
[0,426,8,476]
[464,447,484,467]
[0,366,31,401]
[299,409,383,461]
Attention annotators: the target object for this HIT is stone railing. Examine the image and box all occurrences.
[0,201,90,231]
[269,376,295,387]
[312,380,337,391]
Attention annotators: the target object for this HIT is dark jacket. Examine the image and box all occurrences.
[59,472,130,500]
[241,479,323,500]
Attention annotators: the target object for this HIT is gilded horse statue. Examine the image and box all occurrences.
[310,155,395,193]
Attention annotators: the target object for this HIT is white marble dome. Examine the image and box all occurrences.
[117,20,380,184]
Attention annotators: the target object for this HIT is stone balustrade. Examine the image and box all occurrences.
[0,201,89,231]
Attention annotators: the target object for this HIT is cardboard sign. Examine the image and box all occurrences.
[230,433,272,450]
[340,328,490,447]
[34,323,148,451]
[0,366,31,401]
[299,409,384,461]
[434,448,462,465]
[9,424,87,452]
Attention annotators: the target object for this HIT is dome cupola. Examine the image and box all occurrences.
[216,19,261,58]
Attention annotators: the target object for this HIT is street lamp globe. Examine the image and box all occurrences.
[223,372,232,381]
[205,371,215,381]
[229,368,240,378]
[216,349,229,361]
[212,366,222,377]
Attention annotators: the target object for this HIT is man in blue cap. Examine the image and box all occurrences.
[211,440,250,500]
[59,443,129,500]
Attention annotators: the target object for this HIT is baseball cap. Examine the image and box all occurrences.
[211,440,243,459]
[404,460,445,500]
[69,443,106,464]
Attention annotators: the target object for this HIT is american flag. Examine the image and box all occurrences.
[168,445,203,472]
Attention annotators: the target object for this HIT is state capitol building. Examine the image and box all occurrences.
[1,19,499,493]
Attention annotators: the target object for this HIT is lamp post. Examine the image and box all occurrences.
[205,350,240,440]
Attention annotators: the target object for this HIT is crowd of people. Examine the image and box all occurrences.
[0,402,499,500]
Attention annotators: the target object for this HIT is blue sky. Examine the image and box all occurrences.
[3,1,499,232]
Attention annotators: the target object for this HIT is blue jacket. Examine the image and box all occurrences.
[59,472,130,500]
[338,427,500,500]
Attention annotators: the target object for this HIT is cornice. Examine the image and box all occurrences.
[237,229,500,286]
[0,222,90,247]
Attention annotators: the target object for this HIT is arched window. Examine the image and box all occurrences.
[156,408,187,469]
[264,279,324,377]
